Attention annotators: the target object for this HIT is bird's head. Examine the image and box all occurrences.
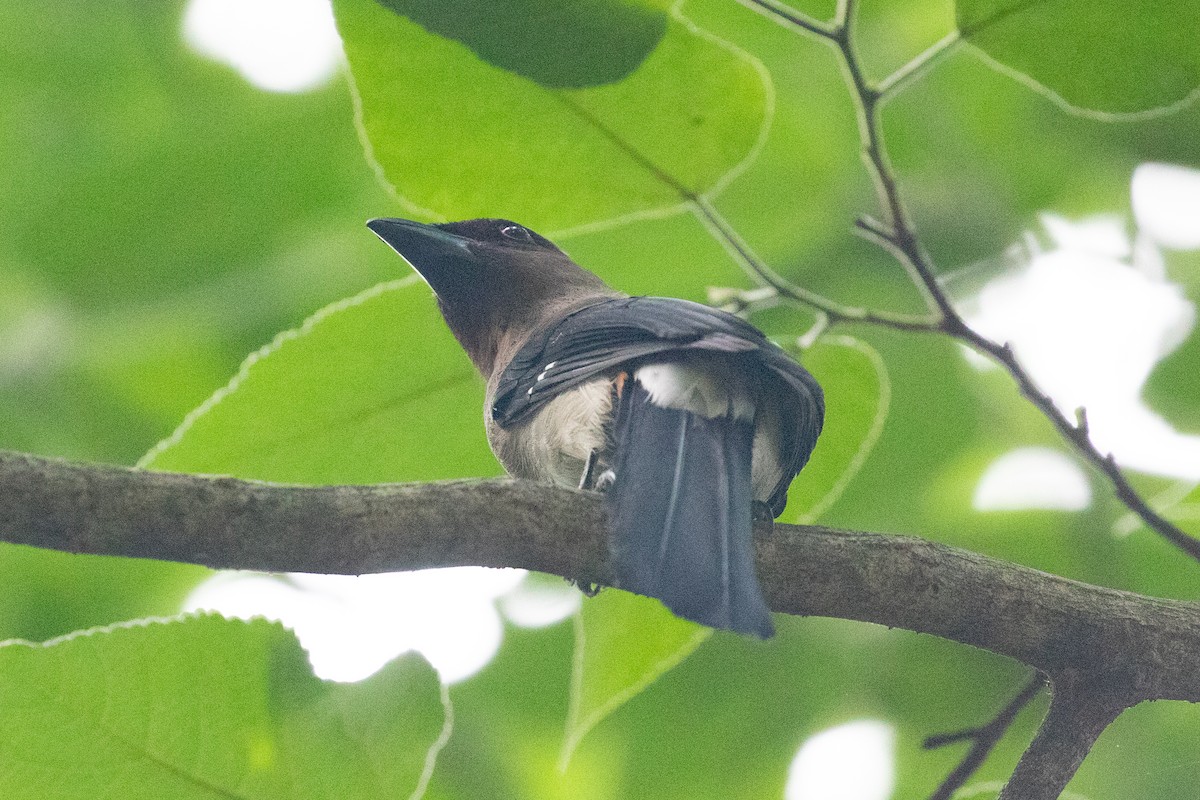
[367,217,614,375]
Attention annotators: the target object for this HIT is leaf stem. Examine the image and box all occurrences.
[737,0,1200,561]
[692,198,940,333]
[736,0,836,39]
[834,0,854,31]
[875,31,961,99]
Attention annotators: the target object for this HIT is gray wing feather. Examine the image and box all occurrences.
[492,296,824,514]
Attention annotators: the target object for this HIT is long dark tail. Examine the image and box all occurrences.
[604,379,774,638]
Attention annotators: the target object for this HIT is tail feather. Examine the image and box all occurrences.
[605,380,774,637]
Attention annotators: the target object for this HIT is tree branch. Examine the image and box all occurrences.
[999,674,1125,800]
[691,198,941,333]
[3,450,1199,707]
[734,0,1200,561]
[947,325,1200,561]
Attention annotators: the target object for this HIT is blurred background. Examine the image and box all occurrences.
[1,0,1198,797]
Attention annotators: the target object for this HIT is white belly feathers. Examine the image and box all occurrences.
[634,362,756,421]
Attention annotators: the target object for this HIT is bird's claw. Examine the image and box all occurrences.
[579,449,617,493]
[752,500,775,532]
[571,579,603,597]
[593,469,616,493]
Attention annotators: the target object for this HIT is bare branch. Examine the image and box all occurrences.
[951,325,1200,562]
[999,675,1125,800]
[692,199,941,333]
[736,0,1200,561]
[2,450,1199,706]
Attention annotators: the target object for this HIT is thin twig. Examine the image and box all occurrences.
[552,92,937,334]
[736,0,836,38]
[875,32,962,98]
[741,0,1200,561]
[925,675,1046,800]
[692,198,940,333]
[951,324,1200,561]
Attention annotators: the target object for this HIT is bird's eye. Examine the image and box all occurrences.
[500,224,533,243]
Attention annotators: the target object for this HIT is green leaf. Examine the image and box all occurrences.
[784,334,890,524]
[333,0,767,229]
[0,614,447,799]
[957,0,1200,116]
[561,591,710,768]
[142,279,500,484]
[374,0,669,88]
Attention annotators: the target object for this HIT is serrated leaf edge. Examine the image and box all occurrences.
[137,276,422,469]
[0,610,281,652]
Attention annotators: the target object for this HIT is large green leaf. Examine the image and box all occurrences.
[784,333,890,524]
[333,0,767,229]
[375,0,669,88]
[560,591,709,769]
[142,278,500,484]
[957,0,1200,115]
[0,614,447,799]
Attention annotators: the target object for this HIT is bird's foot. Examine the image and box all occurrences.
[571,579,604,597]
[593,469,616,493]
[579,450,617,493]
[752,501,775,532]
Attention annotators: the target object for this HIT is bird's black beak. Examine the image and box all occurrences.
[366,218,478,291]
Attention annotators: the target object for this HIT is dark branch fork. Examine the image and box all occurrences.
[735,0,1200,562]
[731,0,1200,796]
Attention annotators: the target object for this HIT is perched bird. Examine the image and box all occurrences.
[367,217,824,637]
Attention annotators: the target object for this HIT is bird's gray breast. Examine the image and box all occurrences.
[487,363,787,503]
[487,377,614,487]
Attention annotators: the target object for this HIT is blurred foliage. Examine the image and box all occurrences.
[1147,247,1200,434]
[1,0,1199,797]
[0,615,445,798]
[956,0,1200,114]
[0,0,399,465]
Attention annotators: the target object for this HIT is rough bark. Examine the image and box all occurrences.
[2,450,1198,706]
